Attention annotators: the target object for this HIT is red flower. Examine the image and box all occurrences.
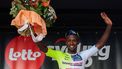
[29,0,39,8]
[41,0,50,7]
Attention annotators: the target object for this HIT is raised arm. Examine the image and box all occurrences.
[36,41,48,53]
[28,23,48,53]
[96,12,112,49]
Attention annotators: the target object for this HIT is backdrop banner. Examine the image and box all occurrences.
[0,31,122,69]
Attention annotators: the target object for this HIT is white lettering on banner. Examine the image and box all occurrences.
[9,48,41,61]
[85,57,93,67]
[98,46,110,60]
[47,43,111,67]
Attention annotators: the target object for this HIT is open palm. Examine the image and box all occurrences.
[101,12,112,26]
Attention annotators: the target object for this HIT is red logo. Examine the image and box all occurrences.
[5,36,45,69]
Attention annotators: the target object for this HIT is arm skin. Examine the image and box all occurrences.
[96,12,112,49]
[36,42,48,53]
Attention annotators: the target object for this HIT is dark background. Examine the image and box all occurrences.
[0,0,122,32]
[0,0,122,69]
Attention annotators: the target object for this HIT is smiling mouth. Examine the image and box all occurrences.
[70,46,74,48]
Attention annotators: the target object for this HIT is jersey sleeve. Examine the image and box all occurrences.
[46,48,61,60]
[80,45,98,61]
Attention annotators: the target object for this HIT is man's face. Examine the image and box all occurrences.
[66,35,78,51]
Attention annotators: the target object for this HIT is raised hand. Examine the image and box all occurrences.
[101,12,112,26]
